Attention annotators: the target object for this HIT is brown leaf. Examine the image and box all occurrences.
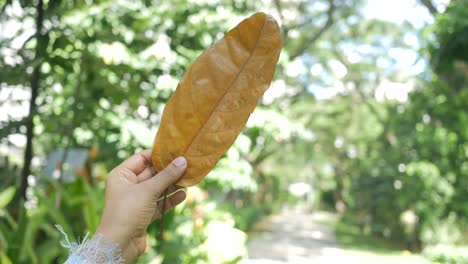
[152,12,282,187]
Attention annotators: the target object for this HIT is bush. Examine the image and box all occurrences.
[423,245,468,264]
[421,213,463,245]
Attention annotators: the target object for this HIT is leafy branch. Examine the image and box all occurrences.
[420,0,439,15]
[273,0,336,59]
[289,0,336,60]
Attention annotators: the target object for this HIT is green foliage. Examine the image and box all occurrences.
[421,213,465,245]
[0,179,98,263]
[334,215,406,253]
[423,245,468,264]
[0,187,15,209]
[405,162,453,217]
[428,0,468,75]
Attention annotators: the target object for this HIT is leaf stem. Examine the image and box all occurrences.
[158,190,168,239]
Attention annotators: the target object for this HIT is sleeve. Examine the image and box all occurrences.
[56,225,124,264]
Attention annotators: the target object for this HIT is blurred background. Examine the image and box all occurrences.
[1,0,467,263]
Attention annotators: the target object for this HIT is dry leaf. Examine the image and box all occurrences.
[152,12,282,187]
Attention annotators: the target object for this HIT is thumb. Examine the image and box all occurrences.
[146,157,187,198]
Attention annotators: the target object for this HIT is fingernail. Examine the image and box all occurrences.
[173,157,186,167]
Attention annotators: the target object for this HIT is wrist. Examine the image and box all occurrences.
[57,224,125,264]
[96,223,130,252]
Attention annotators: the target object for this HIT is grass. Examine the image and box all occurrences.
[320,216,430,264]
[333,219,406,253]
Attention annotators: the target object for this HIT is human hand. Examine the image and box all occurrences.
[96,149,187,263]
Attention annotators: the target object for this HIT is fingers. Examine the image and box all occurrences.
[119,149,153,175]
[144,157,187,198]
[137,165,157,183]
[152,189,187,221]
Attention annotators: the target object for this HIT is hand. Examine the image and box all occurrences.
[96,149,187,263]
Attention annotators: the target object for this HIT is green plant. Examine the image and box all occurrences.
[423,245,468,264]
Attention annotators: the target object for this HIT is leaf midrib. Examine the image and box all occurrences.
[182,15,269,159]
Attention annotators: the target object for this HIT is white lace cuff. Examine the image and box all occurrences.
[56,225,124,264]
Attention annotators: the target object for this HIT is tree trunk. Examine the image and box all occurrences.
[16,0,45,203]
[334,162,346,213]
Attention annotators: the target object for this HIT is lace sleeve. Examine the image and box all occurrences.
[56,225,124,264]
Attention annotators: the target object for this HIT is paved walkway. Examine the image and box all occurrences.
[240,210,429,264]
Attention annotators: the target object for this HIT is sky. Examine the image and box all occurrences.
[306,0,447,101]
[363,0,436,27]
